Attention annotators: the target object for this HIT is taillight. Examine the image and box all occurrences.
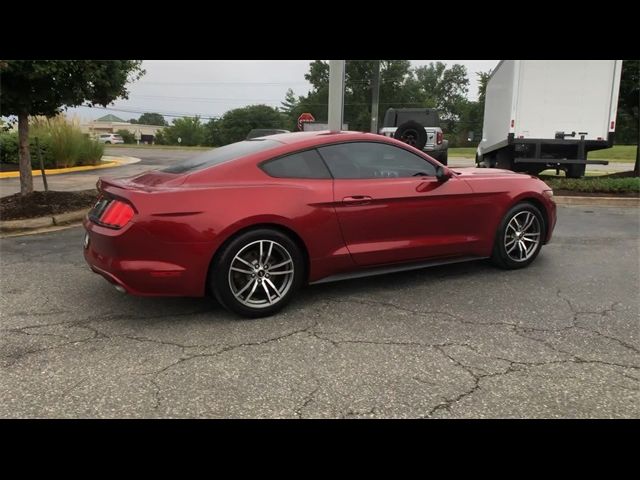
[436,131,443,145]
[92,198,134,229]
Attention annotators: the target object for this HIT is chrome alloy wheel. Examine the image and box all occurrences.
[228,240,294,309]
[504,210,541,262]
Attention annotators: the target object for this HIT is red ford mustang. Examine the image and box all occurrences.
[83,131,556,317]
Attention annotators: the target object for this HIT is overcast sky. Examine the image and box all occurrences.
[67,60,499,123]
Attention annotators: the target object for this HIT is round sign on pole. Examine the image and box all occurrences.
[297,113,315,131]
[177,137,182,144]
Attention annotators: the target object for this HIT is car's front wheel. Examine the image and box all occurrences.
[491,202,545,269]
[211,228,305,318]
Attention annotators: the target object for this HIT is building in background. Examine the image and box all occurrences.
[80,115,165,144]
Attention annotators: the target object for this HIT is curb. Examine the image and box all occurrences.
[0,156,141,179]
[554,195,640,207]
[1,208,89,233]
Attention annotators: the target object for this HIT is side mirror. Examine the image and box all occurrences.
[436,165,451,182]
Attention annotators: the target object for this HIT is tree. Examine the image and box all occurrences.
[128,118,139,124]
[160,116,206,146]
[280,89,299,115]
[413,62,470,129]
[216,105,286,145]
[292,60,419,132]
[116,129,136,144]
[616,60,639,176]
[0,60,144,195]
[203,118,222,146]
[137,112,168,126]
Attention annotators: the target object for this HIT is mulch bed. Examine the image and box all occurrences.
[0,190,98,221]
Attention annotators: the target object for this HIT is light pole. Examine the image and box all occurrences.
[370,60,381,133]
[328,60,345,132]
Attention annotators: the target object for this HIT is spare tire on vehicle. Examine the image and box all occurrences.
[394,120,427,150]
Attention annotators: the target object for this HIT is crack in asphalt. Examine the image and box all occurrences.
[2,285,638,418]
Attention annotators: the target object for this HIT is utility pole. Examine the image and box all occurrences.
[370,60,381,133]
[328,60,346,132]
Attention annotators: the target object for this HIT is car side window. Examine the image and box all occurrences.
[317,142,436,179]
[261,149,332,179]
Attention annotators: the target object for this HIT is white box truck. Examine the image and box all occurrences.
[476,60,623,178]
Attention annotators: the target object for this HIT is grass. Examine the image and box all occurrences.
[106,144,211,150]
[539,175,640,195]
[449,144,638,162]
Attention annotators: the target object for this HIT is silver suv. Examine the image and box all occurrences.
[98,134,124,144]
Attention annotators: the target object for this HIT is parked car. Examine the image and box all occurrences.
[379,108,449,164]
[84,131,556,318]
[98,134,125,144]
[246,129,290,139]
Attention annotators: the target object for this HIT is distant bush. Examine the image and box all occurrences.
[542,176,640,194]
[116,129,136,144]
[0,116,103,168]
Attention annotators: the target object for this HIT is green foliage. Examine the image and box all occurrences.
[116,129,136,144]
[0,118,104,168]
[0,61,144,117]
[136,112,168,126]
[542,176,640,194]
[0,60,144,193]
[159,116,206,146]
[214,105,286,145]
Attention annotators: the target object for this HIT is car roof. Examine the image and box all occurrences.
[263,130,381,146]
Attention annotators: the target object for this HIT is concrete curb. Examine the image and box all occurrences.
[554,195,640,207]
[1,208,89,233]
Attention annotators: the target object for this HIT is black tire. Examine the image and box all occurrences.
[210,228,305,318]
[438,150,448,165]
[490,202,545,270]
[566,163,586,179]
[495,148,513,170]
[394,121,427,150]
[105,141,111,144]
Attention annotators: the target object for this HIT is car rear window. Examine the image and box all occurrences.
[162,139,282,174]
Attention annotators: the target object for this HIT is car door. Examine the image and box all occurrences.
[317,141,479,267]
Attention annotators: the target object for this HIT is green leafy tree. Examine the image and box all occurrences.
[161,116,205,146]
[137,112,168,126]
[280,89,299,115]
[128,118,138,124]
[413,62,470,130]
[203,118,222,146]
[293,60,420,132]
[116,129,136,144]
[216,105,286,145]
[615,60,639,175]
[0,60,144,194]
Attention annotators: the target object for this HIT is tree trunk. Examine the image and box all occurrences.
[17,112,34,195]
[634,119,639,177]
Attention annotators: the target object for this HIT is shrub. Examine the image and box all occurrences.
[0,116,103,169]
[116,129,136,144]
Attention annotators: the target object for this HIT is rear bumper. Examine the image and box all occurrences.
[82,218,208,297]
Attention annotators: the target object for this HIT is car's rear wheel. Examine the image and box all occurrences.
[491,202,545,269]
[211,228,305,318]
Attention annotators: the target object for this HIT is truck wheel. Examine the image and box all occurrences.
[394,121,427,150]
[438,150,448,165]
[495,148,513,170]
[566,163,586,179]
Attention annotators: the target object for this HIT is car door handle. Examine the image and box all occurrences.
[342,195,372,205]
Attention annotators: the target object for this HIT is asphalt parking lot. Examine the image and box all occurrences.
[1,204,638,418]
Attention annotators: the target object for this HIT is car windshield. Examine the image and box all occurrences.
[162,139,282,174]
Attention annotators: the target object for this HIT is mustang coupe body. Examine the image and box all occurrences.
[84,131,556,317]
